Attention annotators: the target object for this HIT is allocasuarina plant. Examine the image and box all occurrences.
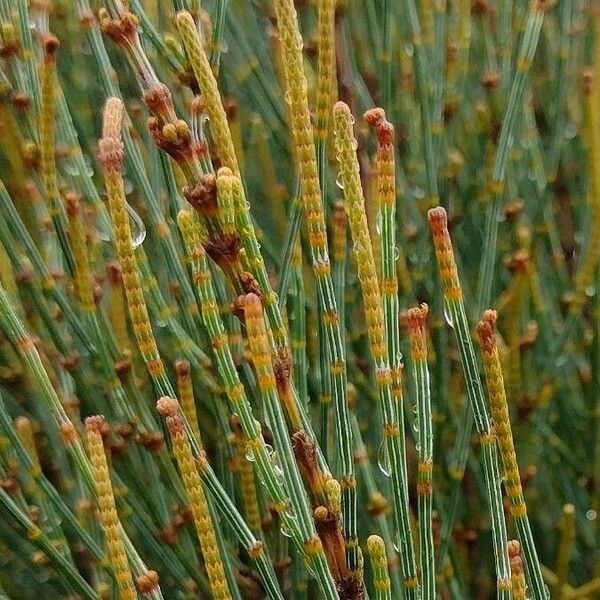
[0,0,598,598]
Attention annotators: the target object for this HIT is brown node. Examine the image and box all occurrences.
[136,570,159,594]
[272,346,291,394]
[504,200,525,221]
[138,431,164,453]
[481,71,501,91]
[156,396,179,417]
[99,9,140,47]
[292,431,324,495]
[42,34,60,58]
[148,117,193,165]
[183,173,218,216]
[504,250,529,274]
[204,232,241,267]
[85,415,107,435]
[12,91,31,112]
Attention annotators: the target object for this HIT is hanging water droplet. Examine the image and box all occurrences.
[564,123,578,139]
[415,443,421,452]
[376,210,383,235]
[124,179,134,195]
[585,286,596,297]
[245,445,256,462]
[29,21,37,32]
[377,439,391,477]
[280,522,292,538]
[82,154,94,177]
[412,422,419,434]
[63,160,78,177]
[220,40,229,54]
[404,43,414,57]
[410,185,425,199]
[127,204,146,248]
[443,300,454,328]
[336,174,345,190]
[80,38,92,55]
[586,509,597,521]
[155,315,168,328]
[349,114,356,125]
[264,443,274,458]
[274,464,285,485]
[394,245,401,260]
[543,585,551,600]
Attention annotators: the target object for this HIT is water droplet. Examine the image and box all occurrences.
[284,90,292,105]
[394,246,401,260]
[80,38,92,55]
[586,509,597,520]
[404,43,414,57]
[564,123,578,139]
[412,422,419,434]
[274,464,285,485]
[245,445,255,462]
[410,186,425,199]
[377,439,391,477]
[124,179,134,195]
[336,174,345,190]
[352,240,363,254]
[127,204,146,248]
[415,443,421,452]
[29,21,36,32]
[585,286,596,297]
[351,138,358,151]
[349,114,356,125]
[155,315,168,328]
[280,522,292,538]
[63,160,78,177]
[443,300,454,328]
[376,210,382,235]
[220,40,229,54]
[82,154,94,177]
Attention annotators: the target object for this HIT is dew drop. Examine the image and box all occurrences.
[443,300,454,328]
[124,179,134,196]
[404,43,414,57]
[349,114,356,125]
[394,246,401,260]
[410,186,425,199]
[244,446,255,462]
[586,509,597,521]
[220,40,229,54]
[377,439,391,477]
[127,204,147,248]
[585,286,596,297]
[353,240,363,253]
[284,90,292,105]
[564,123,578,139]
[376,210,382,235]
[336,174,345,190]
[82,154,94,177]
[63,160,78,177]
